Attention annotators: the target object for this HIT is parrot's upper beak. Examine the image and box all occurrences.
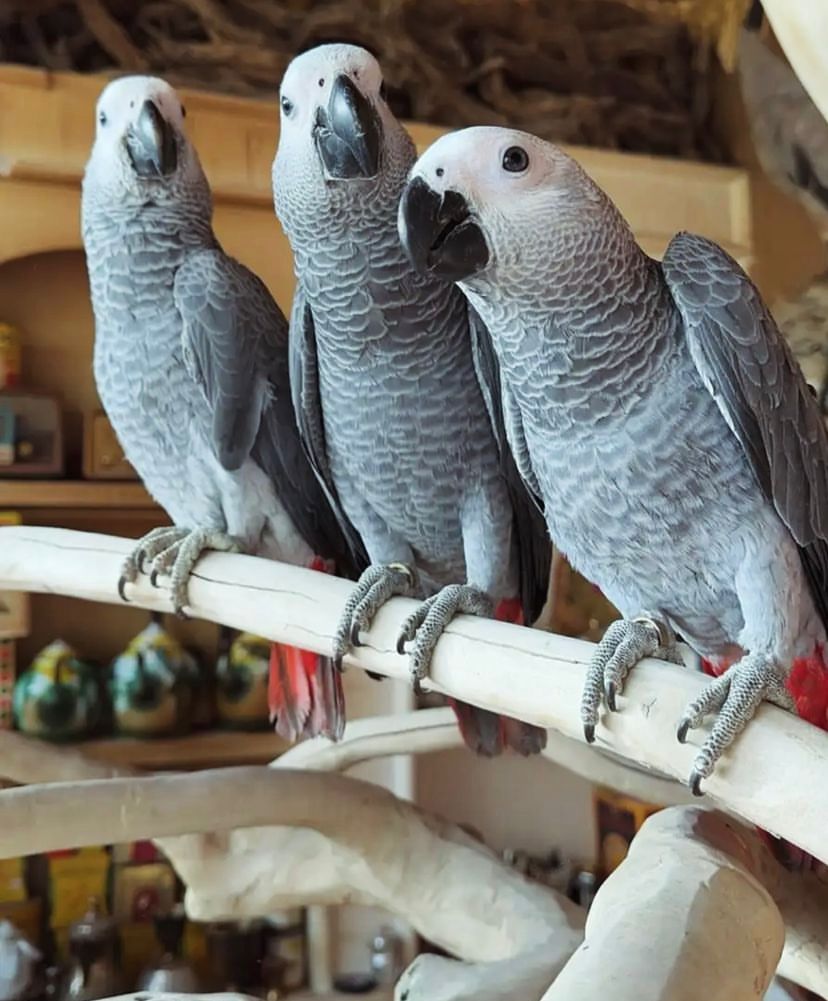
[124,99,178,179]
[398,176,490,281]
[314,74,381,180]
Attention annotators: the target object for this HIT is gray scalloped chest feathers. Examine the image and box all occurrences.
[399,126,828,789]
[272,46,550,756]
[83,76,361,740]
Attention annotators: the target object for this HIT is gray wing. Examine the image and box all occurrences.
[175,249,364,576]
[288,285,368,571]
[662,231,828,625]
[175,248,270,471]
[467,306,551,623]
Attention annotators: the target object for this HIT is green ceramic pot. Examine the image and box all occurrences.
[13,640,100,741]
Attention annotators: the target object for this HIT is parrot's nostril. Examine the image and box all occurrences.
[436,167,444,178]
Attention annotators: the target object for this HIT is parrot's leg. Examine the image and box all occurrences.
[117,525,189,601]
[582,614,683,743]
[148,528,245,617]
[333,563,418,669]
[397,584,494,694]
[677,653,794,795]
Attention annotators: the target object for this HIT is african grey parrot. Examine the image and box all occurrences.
[271,44,550,756]
[398,126,828,792]
[82,76,365,740]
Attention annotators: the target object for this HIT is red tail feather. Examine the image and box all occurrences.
[448,596,547,757]
[268,643,345,743]
[267,555,344,743]
[707,645,828,875]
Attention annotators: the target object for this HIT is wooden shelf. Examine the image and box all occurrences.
[75,729,289,770]
[0,479,159,510]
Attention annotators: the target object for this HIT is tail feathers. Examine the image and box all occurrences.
[268,642,345,743]
[448,698,547,757]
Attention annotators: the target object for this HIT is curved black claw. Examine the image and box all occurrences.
[150,569,161,588]
[367,671,385,682]
[396,635,408,656]
[349,620,365,647]
[137,549,148,573]
[676,719,690,744]
[606,681,618,713]
[117,575,131,603]
[689,770,704,797]
[583,722,595,744]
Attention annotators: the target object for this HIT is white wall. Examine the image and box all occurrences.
[416,749,597,861]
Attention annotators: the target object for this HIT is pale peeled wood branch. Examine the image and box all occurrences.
[761,0,828,125]
[0,526,826,858]
[280,708,696,807]
[2,725,828,997]
[0,728,583,1001]
[544,807,785,1001]
[102,995,257,1001]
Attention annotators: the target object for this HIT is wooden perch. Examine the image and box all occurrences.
[0,733,583,1001]
[761,0,828,125]
[1,732,827,1000]
[543,805,828,1001]
[0,526,825,859]
[1,728,828,1001]
[270,709,695,807]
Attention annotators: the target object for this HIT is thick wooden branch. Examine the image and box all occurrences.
[273,709,695,807]
[2,723,828,997]
[0,526,826,863]
[0,756,583,1001]
[761,0,828,125]
[545,807,786,1001]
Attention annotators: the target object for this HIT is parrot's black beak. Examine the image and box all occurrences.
[398,176,489,282]
[314,74,381,180]
[125,99,178,179]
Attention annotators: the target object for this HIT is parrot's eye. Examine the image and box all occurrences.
[502,146,529,173]
[98,110,108,126]
[280,96,295,117]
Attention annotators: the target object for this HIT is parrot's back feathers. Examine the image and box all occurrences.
[663,231,828,628]
[468,307,552,624]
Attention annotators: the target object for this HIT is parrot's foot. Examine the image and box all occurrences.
[333,563,418,670]
[397,584,494,695]
[118,525,188,602]
[582,613,683,743]
[677,653,794,796]
[147,528,244,617]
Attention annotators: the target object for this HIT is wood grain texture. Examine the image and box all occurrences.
[0,526,827,865]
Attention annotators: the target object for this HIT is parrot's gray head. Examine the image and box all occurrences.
[273,44,415,235]
[399,126,620,292]
[83,76,207,212]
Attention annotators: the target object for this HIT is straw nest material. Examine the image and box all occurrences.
[0,0,735,160]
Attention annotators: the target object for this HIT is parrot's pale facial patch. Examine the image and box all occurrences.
[85,75,199,199]
[278,44,384,134]
[399,126,606,285]
[274,43,397,187]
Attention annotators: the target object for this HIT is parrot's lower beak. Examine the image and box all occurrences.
[314,74,381,180]
[124,99,178,179]
[398,177,490,281]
